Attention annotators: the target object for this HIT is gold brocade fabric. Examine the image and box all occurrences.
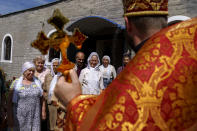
[65,95,97,130]
[67,18,197,131]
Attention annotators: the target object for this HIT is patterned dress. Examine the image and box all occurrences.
[12,80,42,131]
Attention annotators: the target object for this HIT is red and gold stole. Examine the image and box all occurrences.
[66,17,197,131]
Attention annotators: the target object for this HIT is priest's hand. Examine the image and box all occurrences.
[54,69,82,106]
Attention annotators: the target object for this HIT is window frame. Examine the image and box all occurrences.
[1,34,13,63]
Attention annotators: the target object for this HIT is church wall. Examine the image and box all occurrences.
[0,0,124,80]
[169,0,197,18]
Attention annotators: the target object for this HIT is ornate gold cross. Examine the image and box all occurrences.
[31,9,87,80]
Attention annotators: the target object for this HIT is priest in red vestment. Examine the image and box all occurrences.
[54,0,197,130]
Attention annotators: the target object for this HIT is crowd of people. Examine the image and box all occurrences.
[0,51,130,131]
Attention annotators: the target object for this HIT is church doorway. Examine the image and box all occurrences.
[66,16,126,69]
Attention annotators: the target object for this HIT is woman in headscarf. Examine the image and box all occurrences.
[7,62,43,131]
[79,52,104,95]
[99,55,116,88]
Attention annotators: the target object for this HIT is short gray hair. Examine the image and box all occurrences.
[128,16,167,38]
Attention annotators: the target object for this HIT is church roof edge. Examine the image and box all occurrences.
[0,0,66,18]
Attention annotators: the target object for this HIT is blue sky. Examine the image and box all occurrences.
[0,0,58,15]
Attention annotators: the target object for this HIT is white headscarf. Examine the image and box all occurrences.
[50,58,60,76]
[87,52,100,69]
[48,58,61,101]
[102,55,111,64]
[12,62,42,103]
[21,61,35,74]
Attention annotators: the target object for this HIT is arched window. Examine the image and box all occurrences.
[45,29,61,65]
[1,34,13,63]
